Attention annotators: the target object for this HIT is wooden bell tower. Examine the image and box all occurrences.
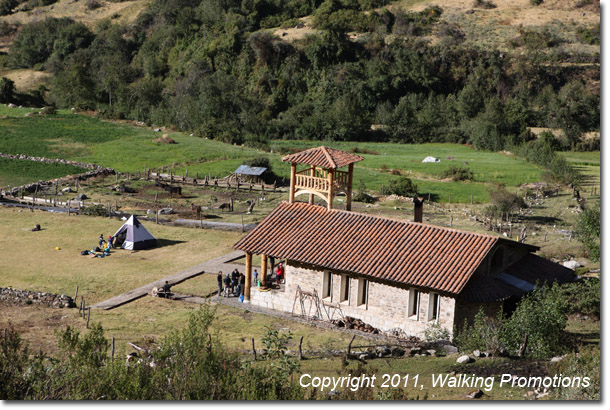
[282,146,363,210]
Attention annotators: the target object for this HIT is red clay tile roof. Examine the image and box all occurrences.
[460,254,575,303]
[234,202,535,294]
[281,146,364,169]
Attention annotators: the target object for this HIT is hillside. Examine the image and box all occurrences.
[0,0,600,150]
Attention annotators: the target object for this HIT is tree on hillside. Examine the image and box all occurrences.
[0,77,15,103]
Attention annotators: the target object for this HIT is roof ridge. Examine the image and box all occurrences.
[320,146,337,169]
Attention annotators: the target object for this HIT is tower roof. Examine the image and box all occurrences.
[281,146,364,169]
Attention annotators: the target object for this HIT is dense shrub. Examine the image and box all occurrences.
[9,18,94,68]
[502,284,569,359]
[0,0,17,16]
[487,186,526,222]
[456,284,571,359]
[575,202,600,261]
[441,166,473,181]
[454,308,505,355]
[353,180,376,203]
[381,176,418,197]
[560,278,599,318]
[0,77,15,103]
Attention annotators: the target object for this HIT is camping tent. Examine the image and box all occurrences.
[112,215,157,250]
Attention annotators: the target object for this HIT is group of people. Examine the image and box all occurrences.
[218,269,246,299]
[216,262,286,300]
[81,234,113,257]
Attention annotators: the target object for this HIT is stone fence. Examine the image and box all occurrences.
[0,287,76,308]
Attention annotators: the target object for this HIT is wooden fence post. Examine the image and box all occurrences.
[86,308,91,329]
[299,335,304,360]
[252,338,257,361]
[347,334,356,358]
[111,337,115,360]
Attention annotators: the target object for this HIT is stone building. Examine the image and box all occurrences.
[233,147,574,337]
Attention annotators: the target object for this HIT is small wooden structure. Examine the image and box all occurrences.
[282,146,363,210]
[230,165,267,185]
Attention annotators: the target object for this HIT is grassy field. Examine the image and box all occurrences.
[0,157,85,188]
[0,108,560,203]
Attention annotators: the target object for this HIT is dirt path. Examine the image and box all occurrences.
[90,250,244,310]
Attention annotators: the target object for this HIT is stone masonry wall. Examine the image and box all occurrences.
[249,261,457,338]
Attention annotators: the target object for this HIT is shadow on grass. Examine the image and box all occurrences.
[155,239,187,248]
[520,215,562,224]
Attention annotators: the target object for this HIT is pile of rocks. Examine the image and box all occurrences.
[0,287,75,308]
[332,316,380,334]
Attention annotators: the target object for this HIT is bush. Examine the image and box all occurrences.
[472,0,496,9]
[0,0,17,16]
[423,322,451,343]
[441,166,474,181]
[530,0,543,5]
[454,308,505,355]
[575,202,600,261]
[560,278,599,319]
[456,284,570,359]
[353,180,376,203]
[0,77,15,103]
[502,284,569,359]
[381,176,418,197]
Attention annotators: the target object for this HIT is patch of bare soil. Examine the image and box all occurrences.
[0,69,51,91]
[403,0,598,27]
[0,302,85,354]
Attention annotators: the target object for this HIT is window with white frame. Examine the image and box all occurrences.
[322,271,332,299]
[408,289,419,319]
[428,292,440,322]
[340,275,350,303]
[357,278,368,306]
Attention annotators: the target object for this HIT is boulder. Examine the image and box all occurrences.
[473,350,481,357]
[465,389,483,399]
[75,194,88,201]
[456,355,473,364]
[550,355,566,363]
[443,345,459,354]
[563,260,581,270]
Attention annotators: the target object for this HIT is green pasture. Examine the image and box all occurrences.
[0,108,598,203]
[0,157,85,188]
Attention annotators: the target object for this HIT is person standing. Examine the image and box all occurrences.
[276,262,285,284]
[223,274,231,297]
[99,234,105,248]
[239,273,245,296]
[217,271,223,299]
[253,269,259,287]
[231,269,239,295]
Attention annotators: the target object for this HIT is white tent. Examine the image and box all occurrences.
[112,215,157,250]
[422,156,440,163]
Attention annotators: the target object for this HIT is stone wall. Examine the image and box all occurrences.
[0,287,76,308]
[249,261,457,338]
[453,299,503,331]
